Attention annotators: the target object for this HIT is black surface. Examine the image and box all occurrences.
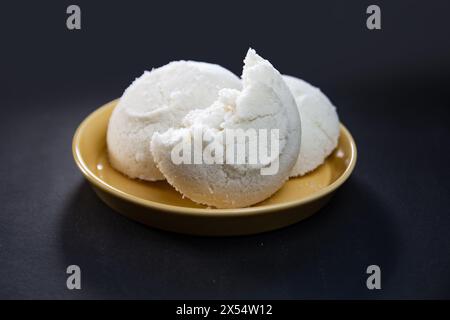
[1,0,449,299]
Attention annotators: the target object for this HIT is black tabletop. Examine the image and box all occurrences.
[1,0,449,299]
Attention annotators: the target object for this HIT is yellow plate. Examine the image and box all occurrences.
[72,100,357,236]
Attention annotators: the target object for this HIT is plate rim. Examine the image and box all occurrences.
[72,100,357,216]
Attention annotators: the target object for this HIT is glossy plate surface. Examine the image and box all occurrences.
[72,100,357,235]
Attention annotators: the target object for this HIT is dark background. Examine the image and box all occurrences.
[0,0,449,299]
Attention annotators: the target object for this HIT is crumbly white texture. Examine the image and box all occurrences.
[283,75,340,177]
[107,61,241,181]
[151,49,301,208]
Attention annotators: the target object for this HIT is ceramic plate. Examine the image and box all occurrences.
[73,100,357,236]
